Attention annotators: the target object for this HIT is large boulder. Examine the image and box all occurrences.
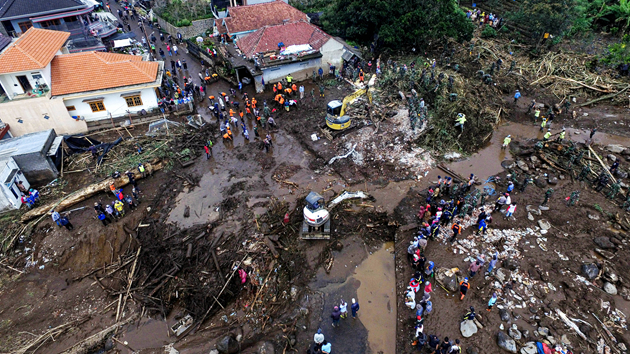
[509,325,522,340]
[534,177,547,188]
[461,319,478,338]
[497,331,517,353]
[499,309,511,322]
[516,160,529,171]
[217,334,239,354]
[501,160,515,169]
[435,267,458,292]
[594,237,615,249]
[604,282,618,295]
[581,263,599,280]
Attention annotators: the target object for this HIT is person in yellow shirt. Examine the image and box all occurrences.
[502,135,511,149]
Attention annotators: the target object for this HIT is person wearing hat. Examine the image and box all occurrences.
[557,128,566,142]
[514,89,521,103]
[351,298,360,318]
[424,281,432,296]
[330,306,341,327]
[463,306,476,320]
[454,113,466,132]
[460,278,470,300]
[502,135,511,149]
[313,328,325,349]
[543,129,552,141]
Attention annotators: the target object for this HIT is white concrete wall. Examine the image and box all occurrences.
[0,67,49,98]
[0,157,29,210]
[0,96,87,137]
[262,57,323,83]
[320,38,344,68]
[61,87,159,122]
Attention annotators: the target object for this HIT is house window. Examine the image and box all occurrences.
[89,101,105,112]
[125,95,143,107]
[18,21,32,33]
[66,106,76,111]
[39,19,61,28]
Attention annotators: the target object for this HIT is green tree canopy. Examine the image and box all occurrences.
[321,0,474,50]
[507,0,578,39]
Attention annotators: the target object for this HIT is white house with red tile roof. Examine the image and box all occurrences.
[236,21,346,84]
[216,0,308,39]
[0,27,163,137]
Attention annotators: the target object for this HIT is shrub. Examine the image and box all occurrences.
[481,26,498,38]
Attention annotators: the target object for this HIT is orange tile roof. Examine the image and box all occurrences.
[223,0,307,35]
[51,52,159,96]
[237,21,330,58]
[0,27,70,74]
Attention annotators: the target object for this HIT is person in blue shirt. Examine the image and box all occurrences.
[487,293,498,311]
[321,341,331,354]
[507,181,514,193]
[514,89,521,103]
[351,298,359,318]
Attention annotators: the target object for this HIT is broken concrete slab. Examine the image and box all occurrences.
[521,342,537,354]
[537,220,551,230]
[606,144,625,153]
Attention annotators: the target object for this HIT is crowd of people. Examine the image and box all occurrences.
[309,298,360,353]
[466,9,504,29]
[51,166,145,231]
[19,184,40,209]
[399,171,526,352]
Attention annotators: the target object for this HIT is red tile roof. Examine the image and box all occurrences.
[0,28,69,74]
[222,0,307,35]
[51,52,159,96]
[237,21,331,57]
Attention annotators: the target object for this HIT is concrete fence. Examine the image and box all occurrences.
[153,14,214,39]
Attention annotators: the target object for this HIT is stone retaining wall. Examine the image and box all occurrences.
[154,14,214,39]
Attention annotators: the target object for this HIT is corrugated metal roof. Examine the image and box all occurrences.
[0,129,54,157]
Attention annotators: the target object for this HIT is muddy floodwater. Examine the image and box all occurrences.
[312,241,396,353]
[354,242,396,354]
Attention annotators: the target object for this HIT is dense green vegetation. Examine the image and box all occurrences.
[505,0,630,39]
[155,0,213,27]
[319,0,474,50]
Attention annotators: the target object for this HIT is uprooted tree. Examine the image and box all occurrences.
[321,0,474,50]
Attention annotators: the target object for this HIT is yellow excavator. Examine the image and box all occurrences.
[324,87,373,131]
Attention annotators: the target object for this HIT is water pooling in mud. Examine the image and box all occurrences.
[354,242,396,354]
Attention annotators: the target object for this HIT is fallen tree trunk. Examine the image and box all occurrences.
[59,315,137,354]
[21,161,165,223]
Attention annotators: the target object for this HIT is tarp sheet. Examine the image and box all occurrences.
[63,135,122,164]
[280,44,312,56]
[113,39,133,48]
